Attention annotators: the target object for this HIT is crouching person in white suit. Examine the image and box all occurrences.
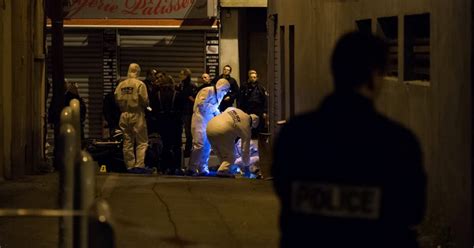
[206,107,259,177]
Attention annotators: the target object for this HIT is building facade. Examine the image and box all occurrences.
[0,0,269,179]
[45,0,219,139]
[0,0,46,180]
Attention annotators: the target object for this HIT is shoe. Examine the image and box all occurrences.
[184,169,198,176]
[198,170,211,177]
[173,168,185,176]
[183,168,211,176]
[229,165,241,175]
[128,167,152,174]
[137,167,153,174]
[164,168,182,175]
[216,170,235,178]
[252,168,262,179]
[146,166,158,174]
[241,167,252,178]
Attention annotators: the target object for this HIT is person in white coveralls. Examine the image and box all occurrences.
[206,107,259,177]
[188,78,230,175]
[115,63,150,174]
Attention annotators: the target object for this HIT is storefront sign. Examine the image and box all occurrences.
[103,29,118,86]
[66,0,208,19]
[205,32,219,79]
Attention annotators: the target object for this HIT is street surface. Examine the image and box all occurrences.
[0,172,280,248]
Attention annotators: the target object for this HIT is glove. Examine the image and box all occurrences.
[212,107,220,117]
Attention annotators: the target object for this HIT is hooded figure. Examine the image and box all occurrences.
[115,63,150,173]
[206,107,259,177]
[188,78,230,175]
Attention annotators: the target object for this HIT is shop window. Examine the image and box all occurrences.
[356,19,372,34]
[377,16,398,78]
[404,13,430,82]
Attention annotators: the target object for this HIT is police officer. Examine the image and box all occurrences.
[238,69,268,138]
[206,107,259,177]
[196,73,212,92]
[115,63,150,174]
[272,31,427,248]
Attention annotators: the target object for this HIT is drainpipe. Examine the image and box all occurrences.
[48,0,65,172]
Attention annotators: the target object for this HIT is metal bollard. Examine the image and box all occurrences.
[60,101,102,248]
[69,99,82,148]
[88,199,116,248]
[78,151,96,248]
[69,98,85,248]
[59,107,77,248]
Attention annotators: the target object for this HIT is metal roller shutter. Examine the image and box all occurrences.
[46,29,104,139]
[118,30,206,80]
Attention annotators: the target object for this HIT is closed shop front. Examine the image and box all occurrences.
[47,26,217,140]
[46,30,104,139]
[118,30,207,80]
[46,0,218,140]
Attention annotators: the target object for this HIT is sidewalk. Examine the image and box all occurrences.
[0,172,280,248]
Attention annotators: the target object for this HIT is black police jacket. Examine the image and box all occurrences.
[272,92,427,248]
[238,82,268,116]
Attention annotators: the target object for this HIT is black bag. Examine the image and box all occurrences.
[145,133,163,169]
[85,139,126,173]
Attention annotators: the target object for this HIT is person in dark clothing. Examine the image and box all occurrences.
[150,74,184,174]
[143,68,158,134]
[143,68,157,96]
[238,69,268,138]
[103,81,121,137]
[146,70,166,134]
[272,31,427,248]
[179,68,197,157]
[64,80,87,140]
[196,73,211,93]
[211,65,239,112]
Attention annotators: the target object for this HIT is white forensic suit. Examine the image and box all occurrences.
[115,63,149,170]
[188,79,230,175]
[206,107,259,176]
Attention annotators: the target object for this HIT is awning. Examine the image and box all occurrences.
[47,18,218,30]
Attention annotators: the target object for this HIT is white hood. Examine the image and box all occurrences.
[127,63,141,79]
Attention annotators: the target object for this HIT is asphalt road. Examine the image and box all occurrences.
[0,172,280,248]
